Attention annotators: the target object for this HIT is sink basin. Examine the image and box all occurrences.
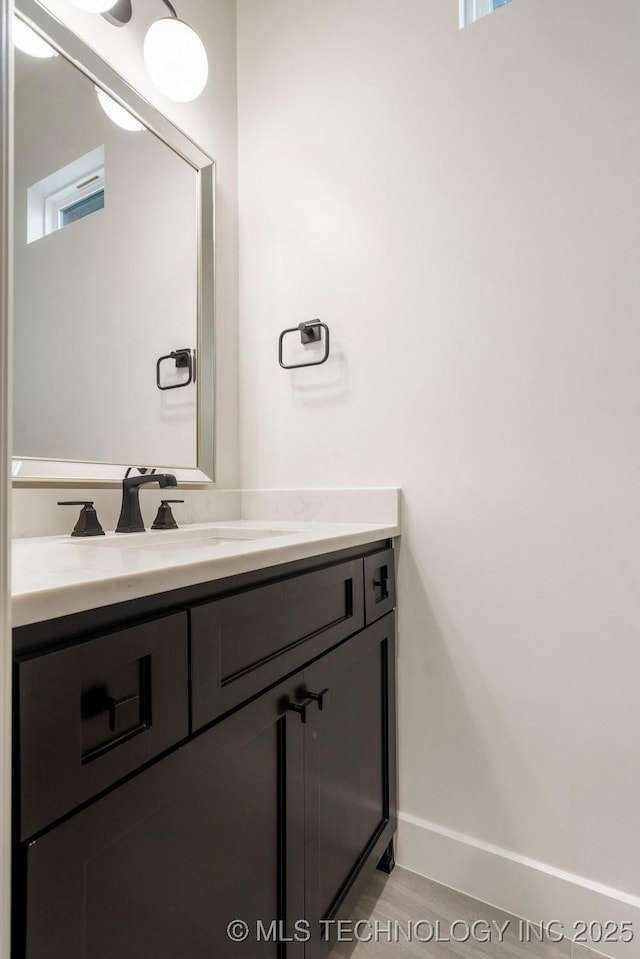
[67,525,291,551]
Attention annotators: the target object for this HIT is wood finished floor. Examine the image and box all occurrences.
[329,867,599,959]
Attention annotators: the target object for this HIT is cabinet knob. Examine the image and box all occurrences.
[305,688,330,711]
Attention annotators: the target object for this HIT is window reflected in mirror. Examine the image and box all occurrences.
[460,0,512,28]
[27,145,105,243]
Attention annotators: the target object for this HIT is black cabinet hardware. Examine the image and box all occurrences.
[57,501,105,537]
[373,576,390,597]
[305,688,330,710]
[285,697,315,724]
[108,694,141,733]
[364,550,396,624]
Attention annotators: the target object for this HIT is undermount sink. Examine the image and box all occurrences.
[67,525,291,551]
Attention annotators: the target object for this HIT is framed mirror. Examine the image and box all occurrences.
[12,0,215,486]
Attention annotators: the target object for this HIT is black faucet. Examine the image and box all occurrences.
[116,473,178,533]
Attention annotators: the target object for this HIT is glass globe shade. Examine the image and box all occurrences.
[143,18,208,103]
[95,88,145,132]
[13,17,58,58]
[66,0,118,12]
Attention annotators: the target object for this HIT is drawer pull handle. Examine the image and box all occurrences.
[108,694,140,733]
[285,698,314,724]
[306,688,330,711]
[373,577,390,597]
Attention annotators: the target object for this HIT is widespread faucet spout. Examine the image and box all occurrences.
[115,473,178,533]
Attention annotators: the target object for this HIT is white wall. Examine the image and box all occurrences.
[237,0,640,941]
[34,0,239,486]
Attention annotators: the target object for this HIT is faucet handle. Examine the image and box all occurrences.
[151,500,185,531]
[58,501,105,538]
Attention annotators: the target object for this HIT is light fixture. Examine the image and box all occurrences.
[13,17,58,58]
[90,0,209,103]
[143,3,208,103]
[95,87,145,132]
[66,0,119,13]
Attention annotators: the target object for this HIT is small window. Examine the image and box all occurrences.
[27,145,105,243]
[60,189,105,227]
[460,0,512,28]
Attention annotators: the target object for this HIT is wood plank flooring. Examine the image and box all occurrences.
[330,867,602,959]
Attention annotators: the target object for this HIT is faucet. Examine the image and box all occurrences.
[115,473,178,533]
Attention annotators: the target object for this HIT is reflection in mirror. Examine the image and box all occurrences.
[13,16,57,58]
[460,0,512,28]
[95,88,145,132]
[27,145,105,243]
[12,2,215,484]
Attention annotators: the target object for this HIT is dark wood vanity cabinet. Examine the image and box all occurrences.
[303,613,396,959]
[20,670,307,959]
[12,542,397,959]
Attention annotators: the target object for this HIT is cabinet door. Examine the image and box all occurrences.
[19,674,306,959]
[302,613,397,959]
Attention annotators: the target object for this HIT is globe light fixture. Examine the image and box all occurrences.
[77,0,209,104]
[143,15,208,103]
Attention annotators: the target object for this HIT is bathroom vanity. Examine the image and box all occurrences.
[11,524,398,959]
[9,3,399,955]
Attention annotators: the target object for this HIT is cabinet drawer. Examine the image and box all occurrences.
[17,611,189,840]
[191,558,364,730]
[364,548,396,624]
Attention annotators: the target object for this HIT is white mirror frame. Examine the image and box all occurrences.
[12,0,216,487]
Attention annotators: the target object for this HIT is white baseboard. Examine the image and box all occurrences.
[396,812,640,959]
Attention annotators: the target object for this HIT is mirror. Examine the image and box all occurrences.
[12,0,215,485]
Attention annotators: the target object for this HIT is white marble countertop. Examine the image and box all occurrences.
[12,519,400,628]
